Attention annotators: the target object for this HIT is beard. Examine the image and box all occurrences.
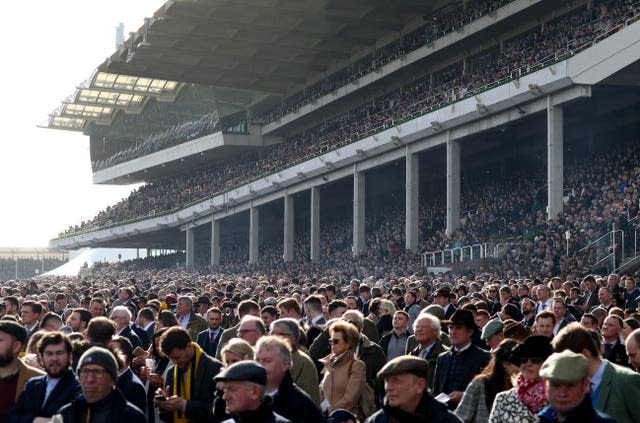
[44,360,69,378]
[0,349,16,367]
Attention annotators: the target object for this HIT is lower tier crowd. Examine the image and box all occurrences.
[0,263,639,422]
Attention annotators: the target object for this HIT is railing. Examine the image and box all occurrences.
[422,243,489,267]
[578,228,625,273]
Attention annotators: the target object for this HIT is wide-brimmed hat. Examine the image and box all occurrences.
[433,287,455,298]
[510,335,552,365]
[445,309,476,330]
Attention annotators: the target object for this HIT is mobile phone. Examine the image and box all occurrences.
[154,395,166,401]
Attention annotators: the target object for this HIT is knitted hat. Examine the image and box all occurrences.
[77,347,118,380]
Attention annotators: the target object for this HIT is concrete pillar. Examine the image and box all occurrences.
[547,96,564,219]
[310,187,320,261]
[462,57,468,75]
[185,227,195,269]
[284,195,294,262]
[353,168,366,257]
[446,134,461,236]
[210,219,220,266]
[249,206,259,265]
[406,151,419,252]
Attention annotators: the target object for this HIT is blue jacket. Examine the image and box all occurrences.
[5,368,80,422]
[539,394,616,423]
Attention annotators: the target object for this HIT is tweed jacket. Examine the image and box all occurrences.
[432,345,490,396]
[290,348,321,407]
[185,313,208,341]
[319,351,366,416]
[488,388,543,423]
[15,359,45,400]
[596,360,640,423]
[454,377,490,423]
[409,339,449,390]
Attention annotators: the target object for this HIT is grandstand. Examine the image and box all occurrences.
[46,0,640,278]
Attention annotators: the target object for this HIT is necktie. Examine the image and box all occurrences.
[210,330,216,343]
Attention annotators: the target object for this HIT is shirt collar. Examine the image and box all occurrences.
[591,359,607,388]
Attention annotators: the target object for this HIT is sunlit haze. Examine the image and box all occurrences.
[0,1,166,247]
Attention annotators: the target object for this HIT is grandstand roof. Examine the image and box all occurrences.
[100,0,439,94]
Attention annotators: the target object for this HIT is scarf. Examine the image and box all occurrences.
[172,342,203,423]
[516,374,546,414]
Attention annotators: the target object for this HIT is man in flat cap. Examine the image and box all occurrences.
[0,320,44,419]
[538,350,615,423]
[480,318,504,351]
[215,360,291,422]
[366,356,461,422]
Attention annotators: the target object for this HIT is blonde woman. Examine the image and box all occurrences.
[376,299,396,337]
[220,338,254,367]
[319,321,365,417]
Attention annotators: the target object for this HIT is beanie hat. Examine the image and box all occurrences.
[78,346,118,380]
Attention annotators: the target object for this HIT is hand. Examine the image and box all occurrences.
[155,395,186,412]
[149,373,164,387]
[139,366,150,382]
[448,390,464,404]
[131,355,148,368]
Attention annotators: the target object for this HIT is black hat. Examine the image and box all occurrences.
[195,296,212,305]
[214,360,266,385]
[510,335,552,365]
[0,320,27,345]
[446,309,476,330]
[434,287,455,298]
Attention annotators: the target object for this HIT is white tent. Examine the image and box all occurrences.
[40,248,145,277]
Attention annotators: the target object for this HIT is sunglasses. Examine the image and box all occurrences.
[517,356,545,365]
[329,338,344,345]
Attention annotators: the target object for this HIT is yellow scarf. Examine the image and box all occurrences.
[172,342,203,423]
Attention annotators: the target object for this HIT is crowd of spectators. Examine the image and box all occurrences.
[89,137,639,287]
[2,248,640,420]
[61,0,640,238]
[256,0,518,124]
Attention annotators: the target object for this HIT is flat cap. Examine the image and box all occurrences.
[540,350,588,382]
[214,360,266,385]
[421,304,445,321]
[378,356,429,380]
[481,319,504,340]
[0,320,27,345]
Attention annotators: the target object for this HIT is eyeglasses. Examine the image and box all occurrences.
[329,338,343,345]
[78,368,109,378]
[271,331,292,337]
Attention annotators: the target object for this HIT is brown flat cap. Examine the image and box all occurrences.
[378,356,429,380]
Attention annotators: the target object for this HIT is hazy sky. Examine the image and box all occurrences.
[0,1,166,248]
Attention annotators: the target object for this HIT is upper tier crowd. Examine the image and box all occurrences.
[1,260,640,422]
[62,0,640,238]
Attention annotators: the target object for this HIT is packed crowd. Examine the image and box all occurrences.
[61,0,640,238]
[127,138,637,284]
[256,0,517,124]
[1,264,640,422]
